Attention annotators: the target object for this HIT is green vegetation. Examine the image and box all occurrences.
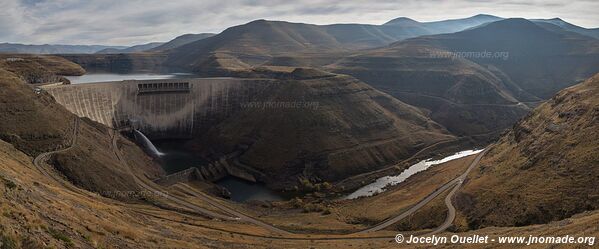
[3,180,16,190]
[0,234,17,249]
[47,228,74,247]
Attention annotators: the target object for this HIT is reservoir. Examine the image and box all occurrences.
[66,72,196,84]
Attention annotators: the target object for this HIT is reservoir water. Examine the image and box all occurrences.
[153,140,208,174]
[346,149,483,199]
[215,177,285,202]
[66,72,196,84]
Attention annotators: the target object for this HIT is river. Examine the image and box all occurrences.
[345,149,484,199]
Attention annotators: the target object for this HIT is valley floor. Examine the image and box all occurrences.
[3,131,597,248]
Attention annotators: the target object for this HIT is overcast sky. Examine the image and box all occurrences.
[1,0,597,46]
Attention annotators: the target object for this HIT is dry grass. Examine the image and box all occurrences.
[457,73,599,229]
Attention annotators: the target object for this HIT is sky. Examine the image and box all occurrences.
[1,0,598,46]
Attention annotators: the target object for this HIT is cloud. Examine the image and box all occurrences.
[2,0,598,46]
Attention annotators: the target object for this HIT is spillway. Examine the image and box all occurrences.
[42,78,275,139]
[133,129,164,157]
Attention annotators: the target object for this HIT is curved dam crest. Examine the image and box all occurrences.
[42,78,275,139]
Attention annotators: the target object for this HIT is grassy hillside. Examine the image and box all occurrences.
[0,54,85,83]
[189,68,455,189]
[457,73,599,228]
[330,18,599,140]
[0,64,163,197]
[330,44,531,140]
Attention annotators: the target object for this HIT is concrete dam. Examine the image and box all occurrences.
[42,78,275,139]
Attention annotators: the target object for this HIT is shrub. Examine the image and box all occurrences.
[4,180,16,190]
[47,228,74,247]
[1,234,17,249]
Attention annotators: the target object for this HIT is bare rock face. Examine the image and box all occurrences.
[457,73,599,229]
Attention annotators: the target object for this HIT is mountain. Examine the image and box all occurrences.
[532,18,599,39]
[330,18,599,140]
[384,14,503,34]
[164,17,508,72]
[96,42,164,54]
[329,43,531,140]
[188,68,455,189]
[151,33,215,51]
[324,14,502,49]
[456,73,599,229]
[165,20,350,70]
[0,43,127,54]
[402,18,599,98]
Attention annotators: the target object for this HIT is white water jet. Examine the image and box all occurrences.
[345,149,484,199]
[133,129,164,157]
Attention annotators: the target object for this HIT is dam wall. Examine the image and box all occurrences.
[42,78,275,139]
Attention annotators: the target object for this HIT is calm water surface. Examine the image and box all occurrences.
[66,72,196,84]
[346,149,484,199]
[153,140,285,202]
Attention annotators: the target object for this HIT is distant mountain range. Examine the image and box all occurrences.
[0,43,127,54]
[3,15,596,55]
[164,15,508,70]
[151,33,215,51]
[383,14,502,34]
[330,18,599,140]
[532,18,599,39]
[95,42,165,54]
[0,33,215,55]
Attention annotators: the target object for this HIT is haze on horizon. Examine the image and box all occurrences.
[1,0,598,46]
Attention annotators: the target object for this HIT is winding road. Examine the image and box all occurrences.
[32,118,85,196]
[427,148,487,235]
[352,149,486,234]
[34,121,488,239]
